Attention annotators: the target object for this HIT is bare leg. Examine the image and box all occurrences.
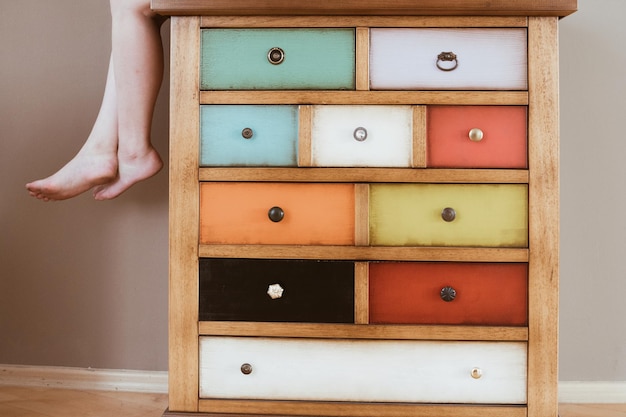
[93,0,165,200]
[26,0,165,201]
[25,59,119,201]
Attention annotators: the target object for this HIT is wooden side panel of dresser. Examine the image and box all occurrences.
[168,16,201,413]
[527,16,560,417]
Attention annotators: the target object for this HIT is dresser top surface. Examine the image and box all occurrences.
[151,0,577,17]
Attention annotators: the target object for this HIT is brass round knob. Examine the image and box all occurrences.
[441,207,456,222]
[468,128,484,142]
[440,286,457,302]
[241,127,254,139]
[353,127,368,142]
[241,363,253,375]
[267,47,285,65]
[471,367,483,379]
[268,206,285,223]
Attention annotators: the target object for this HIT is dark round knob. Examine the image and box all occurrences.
[441,207,456,222]
[440,286,457,302]
[268,206,284,222]
[267,47,285,65]
[241,128,254,139]
[241,363,253,375]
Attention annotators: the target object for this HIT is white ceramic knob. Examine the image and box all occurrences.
[267,283,284,300]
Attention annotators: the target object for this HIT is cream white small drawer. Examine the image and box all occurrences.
[310,105,413,167]
[370,28,527,90]
[199,337,527,404]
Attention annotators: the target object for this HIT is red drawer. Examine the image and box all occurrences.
[427,106,527,168]
[369,262,527,326]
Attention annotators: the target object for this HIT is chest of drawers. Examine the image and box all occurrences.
[155,1,576,416]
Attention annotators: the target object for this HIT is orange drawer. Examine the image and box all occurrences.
[200,182,355,245]
[369,262,527,325]
[427,106,527,168]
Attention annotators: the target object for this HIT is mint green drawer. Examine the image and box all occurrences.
[201,29,355,90]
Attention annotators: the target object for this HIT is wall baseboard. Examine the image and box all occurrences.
[0,364,168,394]
[559,381,626,403]
[1,364,625,403]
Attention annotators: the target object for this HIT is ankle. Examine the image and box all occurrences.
[118,144,158,160]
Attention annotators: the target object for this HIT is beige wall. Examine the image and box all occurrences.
[559,0,626,381]
[0,0,170,371]
[1,0,624,380]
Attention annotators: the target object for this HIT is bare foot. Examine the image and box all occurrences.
[92,147,163,200]
[26,150,118,201]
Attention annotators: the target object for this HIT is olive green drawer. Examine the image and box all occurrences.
[201,29,356,90]
[370,184,528,247]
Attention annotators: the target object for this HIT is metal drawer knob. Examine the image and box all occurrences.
[441,207,456,222]
[268,47,285,65]
[471,367,483,379]
[241,363,253,375]
[268,206,285,223]
[436,51,458,71]
[440,286,457,302]
[469,128,484,142]
[241,127,254,139]
[353,127,368,142]
[267,283,285,300]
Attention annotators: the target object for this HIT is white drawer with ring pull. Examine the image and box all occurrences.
[370,28,528,90]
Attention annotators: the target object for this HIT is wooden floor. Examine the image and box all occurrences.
[0,386,168,417]
[0,386,625,417]
[559,404,626,417]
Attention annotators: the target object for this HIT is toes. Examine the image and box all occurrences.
[92,185,105,197]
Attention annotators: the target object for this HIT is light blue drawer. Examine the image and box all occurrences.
[201,29,355,90]
[200,105,299,166]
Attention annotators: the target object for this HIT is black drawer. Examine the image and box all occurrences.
[199,258,354,323]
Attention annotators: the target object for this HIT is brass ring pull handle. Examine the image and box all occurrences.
[468,128,484,142]
[440,286,457,302]
[436,51,458,71]
[441,207,456,222]
[268,47,285,65]
[241,128,254,139]
[268,206,285,223]
[353,127,368,142]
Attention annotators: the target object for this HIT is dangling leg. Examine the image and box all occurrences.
[26,0,165,201]
[25,59,120,201]
[92,0,165,200]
